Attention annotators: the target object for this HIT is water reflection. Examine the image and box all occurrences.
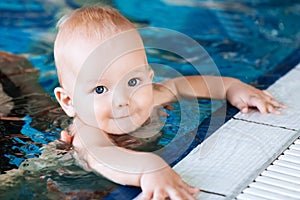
[0,140,117,200]
[0,51,68,173]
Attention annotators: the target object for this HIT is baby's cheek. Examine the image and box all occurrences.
[134,90,153,115]
[92,100,110,125]
[94,102,108,118]
[74,97,97,125]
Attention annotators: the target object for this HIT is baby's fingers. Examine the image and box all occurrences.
[266,104,280,115]
[248,96,268,114]
[152,190,168,200]
[268,100,287,114]
[264,96,286,114]
[141,190,153,200]
[250,96,284,114]
[158,110,169,117]
[188,186,200,195]
[270,99,287,109]
[234,101,249,113]
[167,181,199,200]
[181,180,200,195]
[163,104,174,111]
[167,188,196,200]
[263,90,287,109]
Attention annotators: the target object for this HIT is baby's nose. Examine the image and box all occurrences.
[113,90,130,108]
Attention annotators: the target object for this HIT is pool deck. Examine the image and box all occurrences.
[172,63,300,200]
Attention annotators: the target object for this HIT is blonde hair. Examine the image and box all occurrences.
[54,6,135,85]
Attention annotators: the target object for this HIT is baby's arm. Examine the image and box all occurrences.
[223,77,285,114]
[72,121,199,199]
[157,76,285,114]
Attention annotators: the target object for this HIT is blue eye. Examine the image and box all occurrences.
[94,86,108,94]
[128,78,140,87]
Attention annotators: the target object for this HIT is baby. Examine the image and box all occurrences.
[53,6,285,200]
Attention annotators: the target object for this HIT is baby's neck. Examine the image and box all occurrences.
[72,105,165,136]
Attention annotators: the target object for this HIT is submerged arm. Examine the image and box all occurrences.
[72,121,199,199]
[73,123,165,185]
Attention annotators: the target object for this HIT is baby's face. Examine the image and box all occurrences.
[72,48,154,134]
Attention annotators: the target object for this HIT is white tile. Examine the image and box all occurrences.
[235,65,300,131]
[174,64,300,200]
[174,119,299,198]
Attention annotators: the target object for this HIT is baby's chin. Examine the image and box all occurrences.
[104,116,148,135]
[104,124,140,135]
[107,127,138,135]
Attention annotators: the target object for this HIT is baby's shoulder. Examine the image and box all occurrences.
[153,82,165,91]
[152,81,174,92]
[152,82,177,105]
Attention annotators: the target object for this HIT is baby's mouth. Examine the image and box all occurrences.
[114,115,130,119]
[112,110,135,119]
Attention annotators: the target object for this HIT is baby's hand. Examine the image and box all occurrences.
[140,166,199,200]
[60,129,73,144]
[226,80,286,114]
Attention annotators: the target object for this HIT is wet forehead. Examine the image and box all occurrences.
[84,49,148,85]
[76,34,145,75]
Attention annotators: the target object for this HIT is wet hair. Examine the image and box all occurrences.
[54,6,135,85]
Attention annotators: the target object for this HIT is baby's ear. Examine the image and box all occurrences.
[54,87,75,117]
[149,69,154,80]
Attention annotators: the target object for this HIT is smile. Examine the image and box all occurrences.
[115,115,130,119]
[112,109,136,119]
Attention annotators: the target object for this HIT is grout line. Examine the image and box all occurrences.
[200,189,227,197]
[232,116,298,132]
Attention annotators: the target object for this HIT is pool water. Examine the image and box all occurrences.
[0,0,300,199]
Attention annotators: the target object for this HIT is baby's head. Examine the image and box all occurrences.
[54,6,154,134]
[54,6,136,92]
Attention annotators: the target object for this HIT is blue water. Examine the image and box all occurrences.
[0,0,300,199]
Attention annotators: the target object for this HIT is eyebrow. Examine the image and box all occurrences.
[86,78,106,86]
[130,66,148,73]
[86,65,149,86]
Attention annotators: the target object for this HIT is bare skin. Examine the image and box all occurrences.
[54,11,285,199]
[57,61,285,200]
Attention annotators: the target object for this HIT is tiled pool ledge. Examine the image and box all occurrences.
[173,63,300,200]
